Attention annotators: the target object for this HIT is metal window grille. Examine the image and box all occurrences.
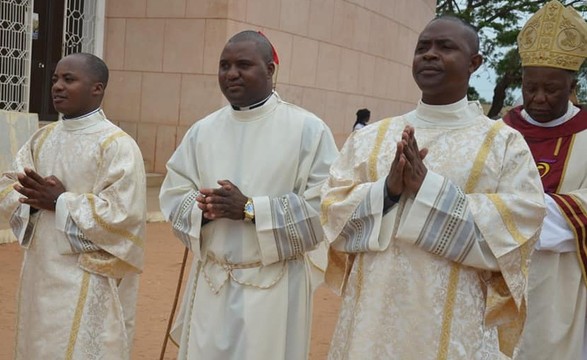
[0,0,32,112]
[63,0,97,55]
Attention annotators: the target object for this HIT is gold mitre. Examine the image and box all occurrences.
[518,0,587,71]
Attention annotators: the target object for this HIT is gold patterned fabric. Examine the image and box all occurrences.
[518,0,587,71]
[322,99,545,359]
[0,110,146,359]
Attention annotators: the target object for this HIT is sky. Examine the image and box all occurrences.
[470,64,497,102]
[470,65,523,105]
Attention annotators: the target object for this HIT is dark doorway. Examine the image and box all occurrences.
[30,0,65,121]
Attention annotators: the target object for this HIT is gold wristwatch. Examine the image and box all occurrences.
[243,198,255,222]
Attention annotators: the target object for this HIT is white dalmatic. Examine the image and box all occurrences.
[322,99,545,359]
[0,109,146,360]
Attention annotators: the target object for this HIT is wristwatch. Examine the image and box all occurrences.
[243,198,255,222]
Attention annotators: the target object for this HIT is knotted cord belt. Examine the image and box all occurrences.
[202,253,289,294]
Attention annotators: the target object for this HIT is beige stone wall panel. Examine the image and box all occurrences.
[146,0,186,18]
[102,71,142,122]
[179,74,223,126]
[104,19,126,70]
[140,73,181,124]
[103,0,437,173]
[154,125,178,173]
[308,0,335,42]
[125,19,165,71]
[163,19,206,73]
[107,0,146,18]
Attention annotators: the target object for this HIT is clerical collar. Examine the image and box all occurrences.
[521,101,580,127]
[62,107,101,120]
[231,92,274,111]
[61,108,107,132]
[411,96,483,128]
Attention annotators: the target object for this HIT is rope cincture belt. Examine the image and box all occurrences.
[202,253,290,293]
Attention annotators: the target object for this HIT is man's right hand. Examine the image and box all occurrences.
[386,140,406,198]
[197,180,248,221]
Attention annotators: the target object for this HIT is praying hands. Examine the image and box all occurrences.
[386,125,428,198]
[196,179,249,221]
[13,167,66,211]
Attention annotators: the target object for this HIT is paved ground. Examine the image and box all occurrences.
[0,188,341,359]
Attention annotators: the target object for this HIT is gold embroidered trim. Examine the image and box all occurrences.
[487,195,527,246]
[464,121,504,192]
[554,137,563,156]
[556,134,576,193]
[320,118,392,225]
[100,131,126,151]
[87,194,144,247]
[488,194,529,276]
[0,182,16,201]
[320,196,337,225]
[569,195,587,287]
[343,253,364,356]
[33,123,58,165]
[368,118,392,182]
[552,193,586,244]
[552,193,587,286]
[342,119,391,354]
[355,253,364,302]
[570,194,587,243]
[65,271,90,360]
[438,120,503,359]
[437,263,460,360]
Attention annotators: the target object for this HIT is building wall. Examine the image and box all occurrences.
[102,0,436,173]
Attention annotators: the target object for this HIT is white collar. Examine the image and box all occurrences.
[60,108,107,132]
[232,91,274,111]
[521,101,580,127]
[408,97,485,129]
[229,92,280,122]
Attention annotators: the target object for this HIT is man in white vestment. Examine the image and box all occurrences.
[0,53,146,359]
[502,2,587,359]
[321,16,546,359]
[159,31,339,359]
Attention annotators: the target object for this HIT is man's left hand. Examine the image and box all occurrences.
[197,180,248,221]
[401,126,428,195]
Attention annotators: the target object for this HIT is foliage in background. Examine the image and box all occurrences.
[436,0,587,117]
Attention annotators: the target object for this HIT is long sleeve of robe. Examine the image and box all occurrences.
[322,99,545,359]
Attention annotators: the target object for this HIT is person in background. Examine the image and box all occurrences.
[502,1,587,359]
[159,30,339,360]
[321,16,545,359]
[352,108,371,131]
[0,53,146,359]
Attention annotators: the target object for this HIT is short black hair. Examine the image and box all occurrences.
[70,52,109,89]
[227,30,274,64]
[431,15,480,54]
[356,108,370,122]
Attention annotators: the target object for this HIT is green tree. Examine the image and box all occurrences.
[436,0,587,117]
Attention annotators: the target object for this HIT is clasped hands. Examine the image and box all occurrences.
[386,125,429,199]
[197,180,248,221]
[13,167,66,211]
